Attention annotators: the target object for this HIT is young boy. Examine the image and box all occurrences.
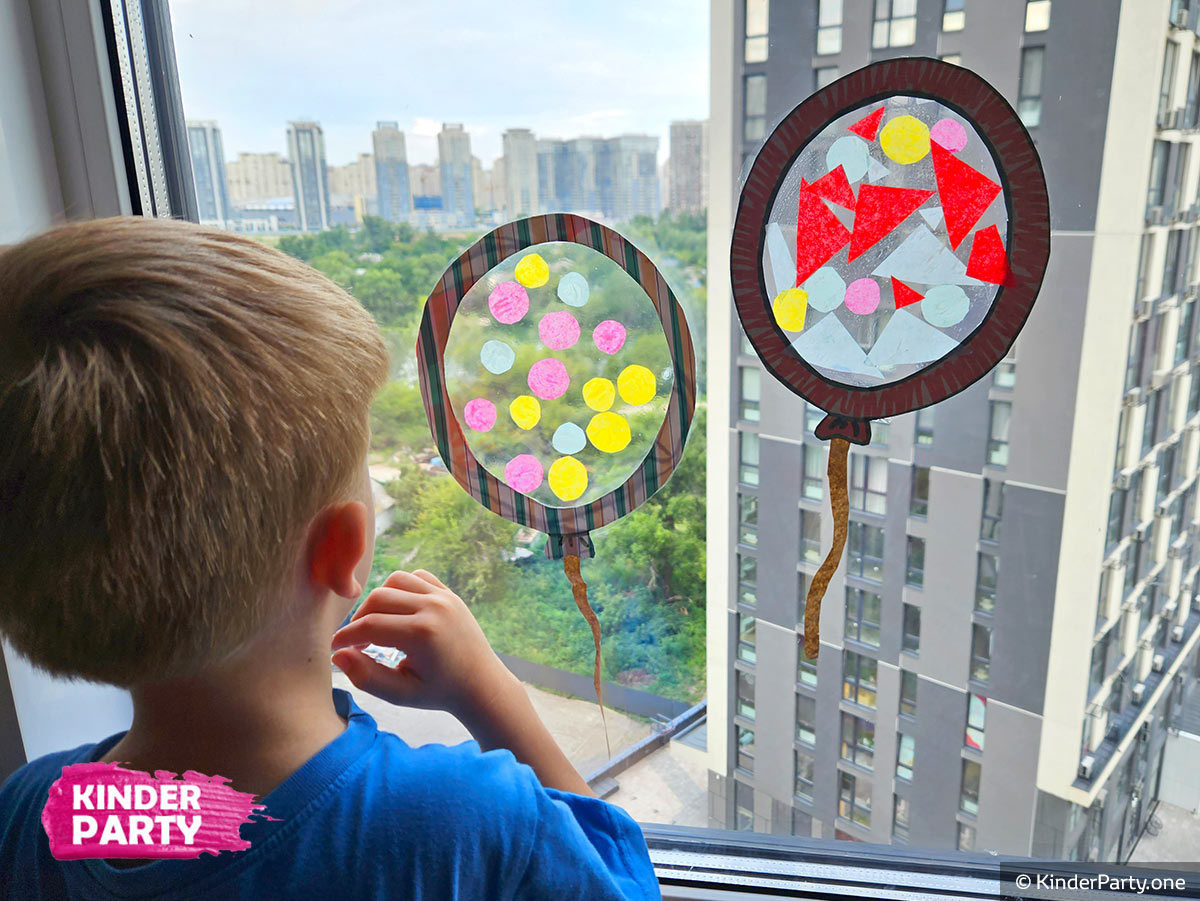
[0,217,660,899]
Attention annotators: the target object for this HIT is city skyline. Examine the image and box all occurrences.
[169,0,708,168]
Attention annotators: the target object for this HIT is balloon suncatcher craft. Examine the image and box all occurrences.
[417,215,697,752]
[732,58,1050,659]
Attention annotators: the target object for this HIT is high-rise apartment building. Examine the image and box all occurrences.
[327,152,376,200]
[372,122,411,223]
[286,120,331,232]
[606,134,660,222]
[537,138,571,212]
[669,119,709,214]
[225,152,292,203]
[707,0,1200,864]
[502,128,538,218]
[185,120,230,226]
[437,123,475,227]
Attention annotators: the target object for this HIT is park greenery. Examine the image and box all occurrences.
[278,212,708,702]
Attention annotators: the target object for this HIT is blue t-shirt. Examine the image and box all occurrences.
[0,689,660,900]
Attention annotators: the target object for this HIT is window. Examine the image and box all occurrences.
[736,724,755,772]
[802,444,824,500]
[737,669,755,720]
[849,455,888,515]
[975,552,998,613]
[1159,40,1180,128]
[797,635,819,686]
[900,669,918,717]
[838,771,872,827]
[902,603,921,653]
[905,538,925,589]
[817,0,843,55]
[796,693,816,745]
[794,749,815,802]
[840,712,876,770]
[1170,144,1191,216]
[987,401,1011,466]
[738,612,757,663]
[844,588,882,648]
[871,419,890,447]
[971,624,993,683]
[739,553,757,607]
[1148,140,1170,213]
[910,466,930,517]
[943,0,965,32]
[958,821,977,851]
[941,52,963,66]
[965,693,987,751]
[872,0,917,50]
[739,366,760,422]
[1135,233,1155,300]
[1187,52,1200,129]
[993,358,1016,389]
[735,780,755,830]
[815,66,840,90]
[1017,46,1045,128]
[1164,229,1185,294]
[1179,302,1196,364]
[743,74,767,142]
[1025,0,1051,32]
[980,479,1004,542]
[740,431,760,486]
[896,733,915,781]
[744,0,769,63]
[847,521,885,582]
[738,493,758,547]
[843,650,879,708]
[915,407,935,445]
[960,759,982,816]
[893,795,911,841]
[800,510,821,564]
[804,403,824,433]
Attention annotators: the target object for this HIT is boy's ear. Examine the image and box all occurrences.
[308,501,369,600]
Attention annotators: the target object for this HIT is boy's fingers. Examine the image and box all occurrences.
[411,569,449,590]
[382,570,437,594]
[331,648,417,706]
[332,611,428,651]
[351,586,425,620]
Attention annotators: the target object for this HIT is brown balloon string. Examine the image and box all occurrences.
[564,554,611,758]
[803,437,850,660]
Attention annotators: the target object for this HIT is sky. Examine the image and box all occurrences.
[170,0,709,168]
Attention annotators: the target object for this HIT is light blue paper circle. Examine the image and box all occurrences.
[480,339,515,374]
[551,422,587,455]
[557,272,590,307]
[826,136,870,183]
[804,267,846,312]
[921,284,970,328]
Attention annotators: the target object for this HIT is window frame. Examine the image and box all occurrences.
[905,537,926,588]
[1017,45,1045,128]
[744,0,770,63]
[910,465,930,518]
[840,711,877,771]
[817,0,844,55]
[902,602,921,654]
[845,587,883,648]
[872,0,917,50]
[843,649,879,709]
[847,520,885,583]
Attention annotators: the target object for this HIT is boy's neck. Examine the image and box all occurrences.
[100,628,347,798]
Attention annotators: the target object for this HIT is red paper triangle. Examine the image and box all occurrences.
[805,165,857,211]
[932,144,1002,250]
[891,277,924,309]
[847,185,935,262]
[848,106,886,141]
[966,225,1014,285]
[795,178,852,285]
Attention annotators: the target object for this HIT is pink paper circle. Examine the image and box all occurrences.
[463,398,496,432]
[538,311,581,350]
[504,454,544,494]
[844,278,881,315]
[593,320,627,355]
[528,358,570,400]
[488,281,529,324]
[930,118,968,152]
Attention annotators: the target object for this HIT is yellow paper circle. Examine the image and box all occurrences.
[582,377,616,412]
[514,253,550,288]
[509,394,541,430]
[617,365,657,406]
[879,115,931,165]
[548,456,588,501]
[772,288,808,331]
[586,412,632,454]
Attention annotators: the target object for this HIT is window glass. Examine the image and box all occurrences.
[893,795,911,841]
[900,669,918,717]
[971,624,993,683]
[902,602,921,653]
[795,749,815,801]
[911,466,930,517]
[839,770,872,827]
[736,781,755,831]
[966,693,987,750]
[745,0,769,63]
[843,649,879,708]
[906,538,925,588]
[744,74,767,141]
[975,552,998,613]
[845,588,883,648]
[739,493,758,547]
[738,612,757,664]
[739,366,761,422]
[796,693,817,745]
[737,724,755,773]
[1025,0,1051,32]
[987,401,1012,466]
[815,66,840,89]
[797,635,819,686]
[740,431,760,485]
[801,509,822,564]
[737,669,756,720]
[840,712,876,770]
[980,479,1004,542]
[943,0,965,32]
[897,733,915,781]
[802,443,824,500]
[960,759,982,816]
[817,0,844,55]
[847,521,885,582]
[1018,46,1045,127]
[850,455,888,515]
[915,407,935,445]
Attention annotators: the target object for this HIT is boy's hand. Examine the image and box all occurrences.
[330,570,516,720]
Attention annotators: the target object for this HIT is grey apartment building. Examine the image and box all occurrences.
[706,0,1200,862]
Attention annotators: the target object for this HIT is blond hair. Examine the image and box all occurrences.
[0,217,388,685]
